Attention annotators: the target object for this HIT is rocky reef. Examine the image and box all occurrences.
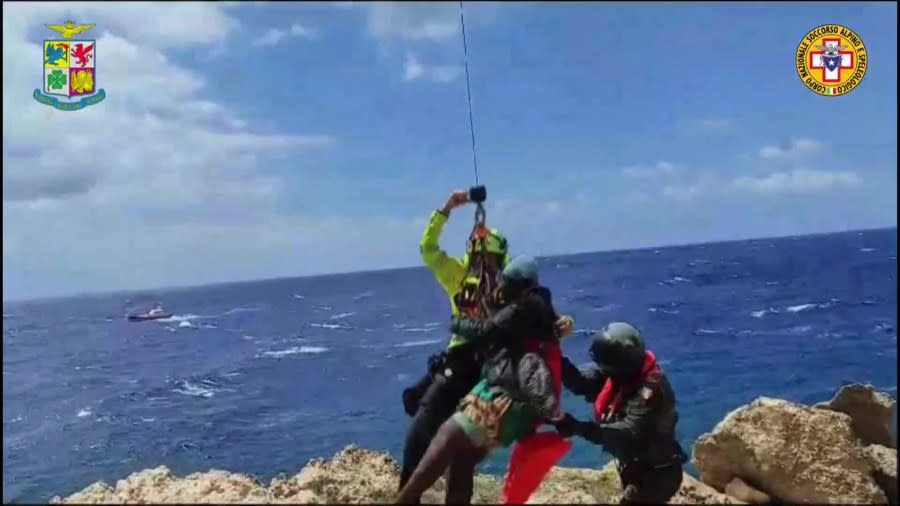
[52,384,897,504]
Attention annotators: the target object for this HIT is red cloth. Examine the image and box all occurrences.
[593,351,659,422]
[502,432,571,504]
[501,338,571,504]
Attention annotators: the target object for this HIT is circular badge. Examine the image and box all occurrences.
[795,24,868,97]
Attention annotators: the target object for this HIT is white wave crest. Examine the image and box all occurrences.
[258,346,328,358]
[786,303,818,313]
[395,339,442,348]
[172,380,216,398]
[157,313,200,323]
[219,307,260,316]
[751,308,779,318]
[309,323,351,330]
[77,408,93,418]
[402,327,437,333]
[329,312,355,320]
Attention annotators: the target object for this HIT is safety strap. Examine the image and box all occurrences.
[460,202,497,319]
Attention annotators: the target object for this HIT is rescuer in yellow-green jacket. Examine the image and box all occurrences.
[398,189,511,502]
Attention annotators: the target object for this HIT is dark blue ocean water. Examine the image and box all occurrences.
[3,228,898,502]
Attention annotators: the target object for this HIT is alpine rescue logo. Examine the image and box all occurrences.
[33,21,107,111]
[795,24,868,97]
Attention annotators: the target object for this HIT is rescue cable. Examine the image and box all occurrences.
[459,0,480,187]
[457,1,496,317]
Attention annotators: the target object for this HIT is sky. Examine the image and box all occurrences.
[2,1,897,300]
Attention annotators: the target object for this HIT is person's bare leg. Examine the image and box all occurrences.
[445,446,490,505]
[396,418,474,504]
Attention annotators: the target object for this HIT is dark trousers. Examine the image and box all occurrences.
[618,462,684,505]
[399,367,479,504]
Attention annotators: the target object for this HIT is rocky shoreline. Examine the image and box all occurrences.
[52,384,897,504]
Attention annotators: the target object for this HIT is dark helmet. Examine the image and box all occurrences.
[495,255,539,303]
[589,322,646,381]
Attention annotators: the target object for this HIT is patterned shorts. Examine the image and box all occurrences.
[453,379,532,449]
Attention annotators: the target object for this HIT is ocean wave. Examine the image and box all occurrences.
[751,308,779,318]
[156,314,200,324]
[786,303,818,313]
[660,276,691,286]
[77,408,93,418]
[402,327,438,333]
[257,346,328,358]
[742,325,816,337]
[309,323,351,330]
[859,248,876,252]
[293,294,305,300]
[171,380,217,398]
[786,300,837,313]
[329,312,355,321]
[219,307,261,316]
[395,339,442,348]
[694,329,720,335]
[352,291,375,301]
[875,322,895,334]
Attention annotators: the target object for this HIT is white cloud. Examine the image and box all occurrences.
[733,169,861,195]
[2,3,363,299]
[334,2,501,45]
[367,2,460,43]
[2,2,238,49]
[252,23,318,47]
[403,53,461,83]
[622,161,677,179]
[759,138,824,160]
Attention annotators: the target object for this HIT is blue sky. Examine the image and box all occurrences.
[2,2,897,299]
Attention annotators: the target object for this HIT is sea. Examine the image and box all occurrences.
[3,227,897,502]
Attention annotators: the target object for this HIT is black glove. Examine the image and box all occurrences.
[402,370,435,417]
[427,352,446,374]
[552,413,580,438]
[402,387,421,417]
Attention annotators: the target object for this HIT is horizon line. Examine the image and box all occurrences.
[4,224,896,305]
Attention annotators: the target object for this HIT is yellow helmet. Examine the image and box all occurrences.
[464,228,510,267]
